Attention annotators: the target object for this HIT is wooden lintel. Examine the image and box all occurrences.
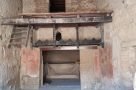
[19,11,113,17]
[2,16,112,25]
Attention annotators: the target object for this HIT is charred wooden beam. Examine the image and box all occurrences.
[2,16,112,25]
[76,24,79,48]
[33,39,101,47]
[40,45,98,51]
[19,11,112,17]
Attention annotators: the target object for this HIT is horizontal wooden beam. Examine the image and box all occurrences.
[2,16,112,25]
[40,45,98,50]
[19,11,113,17]
[33,39,102,47]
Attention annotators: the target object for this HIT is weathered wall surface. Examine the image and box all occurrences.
[66,0,96,12]
[23,0,49,13]
[20,47,113,90]
[23,0,99,42]
[80,47,113,90]
[43,50,80,79]
[96,0,136,90]
[0,48,20,90]
[23,0,96,13]
[20,48,40,90]
[36,28,53,41]
[80,49,99,90]
[21,0,136,90]
[36,26,101,41]
[0,0,22,90]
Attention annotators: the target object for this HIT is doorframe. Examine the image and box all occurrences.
[39,45,98,87]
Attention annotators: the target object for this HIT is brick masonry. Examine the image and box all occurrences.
[23,0,97,13]
[66,0,96,12]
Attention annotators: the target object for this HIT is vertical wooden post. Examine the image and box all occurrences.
[76,24,79,48]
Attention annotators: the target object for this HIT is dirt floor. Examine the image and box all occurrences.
[40,79,81,90]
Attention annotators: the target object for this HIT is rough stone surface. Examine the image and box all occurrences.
[23,0,49,13]
[0,48,20,90]
[66,0,97,12]
[96,0,136,90]
[23,0,36,13]
[80,47,113,90]
[0,0,22,90]
[20,48,40,90]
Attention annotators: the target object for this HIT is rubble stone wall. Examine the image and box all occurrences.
[66,0,96,12]
[96,0,136,90]
[0,0,22,90]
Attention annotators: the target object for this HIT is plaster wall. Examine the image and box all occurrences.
[96,0,136,90]
[0,0,22,90]
[36,26,101,41]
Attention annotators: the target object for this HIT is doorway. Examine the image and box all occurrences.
[40,50,81,90]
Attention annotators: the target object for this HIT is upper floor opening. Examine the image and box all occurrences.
[49,0,66,12]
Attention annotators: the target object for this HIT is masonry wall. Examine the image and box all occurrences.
[66,0,96,12]
[22,0,136,90]
[23,0,97,13]
[23,0,49,13]
[0,0,22,90]
[96,0,136,90]
[22,0,100,44]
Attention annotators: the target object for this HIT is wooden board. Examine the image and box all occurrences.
[19,11,113,17]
